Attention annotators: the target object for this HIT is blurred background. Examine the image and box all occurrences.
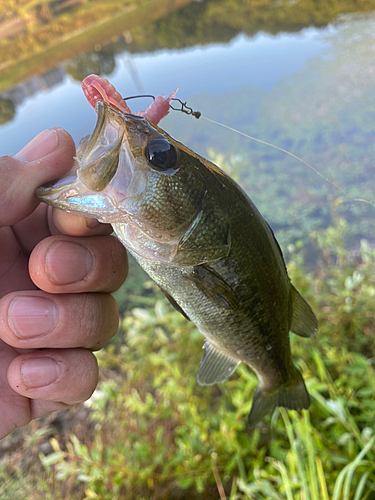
[1,1,375,499]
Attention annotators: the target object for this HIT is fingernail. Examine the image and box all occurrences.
[21,357,60,388]
[45,241,94,285]
[8,296,58,339]
[15,129,59,162]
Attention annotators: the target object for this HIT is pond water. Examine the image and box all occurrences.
[0,27,330,154]
[0,0,374,257]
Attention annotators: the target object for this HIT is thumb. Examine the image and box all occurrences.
[0,128,76,228]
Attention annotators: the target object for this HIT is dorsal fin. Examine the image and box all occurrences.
[197,341,240,385]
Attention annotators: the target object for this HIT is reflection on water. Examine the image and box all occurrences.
[0,0,374,254]
[1,66,65,108]
[0,27,330,154]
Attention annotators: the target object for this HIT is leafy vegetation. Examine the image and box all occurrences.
[1,218,375,499]
[0,0,193,92]
[0,97,15,124]
[125,0,375,53]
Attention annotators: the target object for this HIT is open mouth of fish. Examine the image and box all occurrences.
[36,101,148,225]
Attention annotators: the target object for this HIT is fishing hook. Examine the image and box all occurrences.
[122,94,156,101]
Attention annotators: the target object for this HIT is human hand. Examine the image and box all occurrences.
[0,128,128,439]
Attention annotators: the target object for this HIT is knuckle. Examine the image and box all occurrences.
[72,294,118,349]
[76,294,101,340]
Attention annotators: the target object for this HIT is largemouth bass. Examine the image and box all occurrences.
[36,94,317,428]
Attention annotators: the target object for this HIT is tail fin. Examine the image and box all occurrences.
[247,369,310,429]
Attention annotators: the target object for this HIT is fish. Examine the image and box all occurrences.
[36,77,318,428]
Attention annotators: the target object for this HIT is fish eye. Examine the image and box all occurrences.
[145,138,178,171]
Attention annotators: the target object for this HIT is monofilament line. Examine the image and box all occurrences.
[201,116,374,208]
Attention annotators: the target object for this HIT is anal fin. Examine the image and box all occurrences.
[197,341,240,385]
[290,285,318,338]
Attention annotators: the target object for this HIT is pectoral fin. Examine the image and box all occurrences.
[184,264,240,310]
[197,341,240,385]
[173,209,231,265]
[290,285,318,338]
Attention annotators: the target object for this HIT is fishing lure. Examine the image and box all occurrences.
[82,74,178,125]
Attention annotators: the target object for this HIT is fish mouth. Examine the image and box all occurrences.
[36,101,145,223]
[36,173,119,220]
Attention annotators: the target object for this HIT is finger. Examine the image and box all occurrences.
[0,128,76,228]
[7,348,99,406]
[48,206,113,237]
[29,399,71,420]
[29,235,128,293]
[0,291,119,350]
[11,204,50,255]
[11,204,113,257]
[0,339,31,439]
[0,226,36,298]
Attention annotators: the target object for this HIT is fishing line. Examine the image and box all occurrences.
[199,115,374,208]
